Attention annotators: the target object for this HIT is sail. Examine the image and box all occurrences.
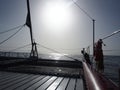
[26,0,31,28]
[26,13,31,28]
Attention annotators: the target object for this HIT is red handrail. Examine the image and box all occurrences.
[83,61,119,90]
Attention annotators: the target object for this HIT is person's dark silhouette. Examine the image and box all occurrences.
[81,48,91,65]
[94,39,105,73]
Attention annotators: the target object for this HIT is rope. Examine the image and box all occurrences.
[0,24,25,34]
[72,0,93,20]
[59,48,83,51]
[9,44,31,52]
[37,43,79,61]
[0,25,25,46]
[103,49,120,52]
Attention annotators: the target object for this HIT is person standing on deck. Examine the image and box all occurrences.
[81,48,91,65]
[94,39,105,73]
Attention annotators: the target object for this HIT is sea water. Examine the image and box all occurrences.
[104,55,120,85]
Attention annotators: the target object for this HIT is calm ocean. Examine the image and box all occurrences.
[104,55,120,85]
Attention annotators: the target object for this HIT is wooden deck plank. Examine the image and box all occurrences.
[0,74,33,90]
[76,79,84,90]
[66,78,76,90]
[26,76,51,90]
[0,71,20,78]
[16,75,45,90]
[5,75,38,90]
[46,77,63,90]
[0,73,19,82]
[36,76,57,90]
[56,78,69,90]
[0,74,27,86]
[0,71,84,90]
[0,72,24,82]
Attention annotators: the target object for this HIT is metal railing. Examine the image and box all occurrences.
[0,51,29,58]
[83,61,119,90]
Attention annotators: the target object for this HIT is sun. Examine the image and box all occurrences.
[40,0,75,34]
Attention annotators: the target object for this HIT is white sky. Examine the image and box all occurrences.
[0,0,120,55]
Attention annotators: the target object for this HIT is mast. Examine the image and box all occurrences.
[26,0,38,59]
[93,19,95,58]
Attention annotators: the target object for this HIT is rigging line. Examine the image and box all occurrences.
[37,43,79,61]
[0,25,25,46]
[59,48,83,50]
[80,29,120,51]
[72,0,93,20]
[103,50,120,52]
[102,29,120,40]
[0,24,25,35]
[86,29,120,47]
[9,44,31,52]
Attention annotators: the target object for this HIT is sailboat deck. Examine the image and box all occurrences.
[0,58,85,90]
[0,71,84,90]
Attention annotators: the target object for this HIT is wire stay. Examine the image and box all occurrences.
[0,25,25,46]
[0,24,25,35]
[9,44,31,52]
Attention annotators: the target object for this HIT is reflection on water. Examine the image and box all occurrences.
[45,53,77,61]
[49,53,64,60]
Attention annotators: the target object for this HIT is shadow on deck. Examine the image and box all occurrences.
[0,56,82,78]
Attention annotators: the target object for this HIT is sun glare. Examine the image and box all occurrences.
[40,0,75,34]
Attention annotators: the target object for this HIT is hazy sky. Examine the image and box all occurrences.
[0,0,120,55]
